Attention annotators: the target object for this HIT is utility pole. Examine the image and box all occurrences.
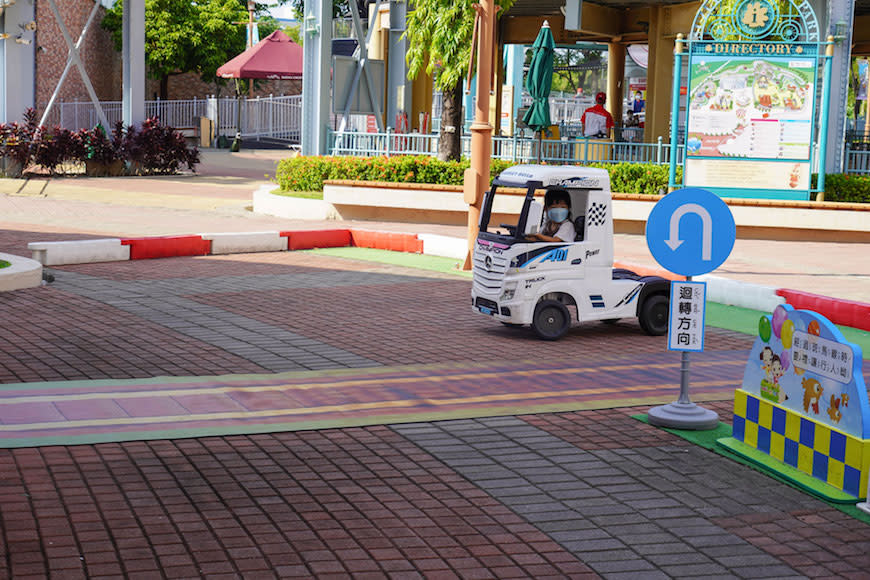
[462,0,497,270]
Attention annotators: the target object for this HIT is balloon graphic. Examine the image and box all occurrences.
[781,319,795,349]
[808,320,821,336]
[780,350,790,372]
[758,316,772,342]
[772,306,787,337]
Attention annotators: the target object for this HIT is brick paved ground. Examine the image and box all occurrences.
[0,251,754,383]
[3,404,869,579]
[1,213,869,576]
[0,162,870,580]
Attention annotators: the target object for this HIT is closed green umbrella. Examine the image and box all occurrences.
[522,21,555,162]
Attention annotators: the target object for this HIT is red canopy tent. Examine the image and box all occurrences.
[216,30,303,150]
[217,29,303,80]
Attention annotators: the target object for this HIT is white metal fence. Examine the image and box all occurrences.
[328,129,683,166]
[39,95,303,144]
[432,91,594,126]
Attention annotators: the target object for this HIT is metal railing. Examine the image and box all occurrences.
[38,95,303,144]
[328,129,684,166]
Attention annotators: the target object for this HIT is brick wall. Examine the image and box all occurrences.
[34,0,302,117]
[145,75,302,101]
[35,0,122,111]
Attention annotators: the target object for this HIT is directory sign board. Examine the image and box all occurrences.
[683,42,818,200]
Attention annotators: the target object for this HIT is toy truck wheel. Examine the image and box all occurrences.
[532,300,571,340]
[638,295,669,336]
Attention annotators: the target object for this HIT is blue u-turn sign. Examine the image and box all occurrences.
[645,187,736,277]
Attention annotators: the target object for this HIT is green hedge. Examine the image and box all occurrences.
[274,155,869,201]
[274,155,516,192]
[813,173,870,203]
[275,155,675,196]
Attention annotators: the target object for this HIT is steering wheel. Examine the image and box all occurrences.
[500,224,518,236]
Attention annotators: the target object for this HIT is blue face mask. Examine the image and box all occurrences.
[548,207,569,223]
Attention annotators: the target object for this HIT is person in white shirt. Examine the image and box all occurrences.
[581,92,615,138]
[526,189,576,243]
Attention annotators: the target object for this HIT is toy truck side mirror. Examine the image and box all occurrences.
[524,200,543,235]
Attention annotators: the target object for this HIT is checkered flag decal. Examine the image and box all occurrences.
[587,202,607,227]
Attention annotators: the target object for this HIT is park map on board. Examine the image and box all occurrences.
[686,56,815,168]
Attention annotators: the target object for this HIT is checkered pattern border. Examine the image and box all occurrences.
[587,203,607,227]
[732,389,870,498]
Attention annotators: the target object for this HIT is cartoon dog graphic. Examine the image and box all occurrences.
[801,378,823,414]
[827,395,843,424]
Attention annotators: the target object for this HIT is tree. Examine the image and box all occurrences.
[102,0,248,99]
[549,48,606,95]
[405,0,515,161]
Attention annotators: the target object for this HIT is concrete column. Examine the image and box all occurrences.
[410,60,433,132]
[607,42,625,127]
[122,0,146,126]
[1,2,36,123]
[504,44,525,134]
[301,0,332,155]
[493,35,505,135]
[824,0,855,173]
[645,7,675,143]
[387,0,410,129]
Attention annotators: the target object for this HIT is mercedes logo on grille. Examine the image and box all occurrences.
[484,255,493,271]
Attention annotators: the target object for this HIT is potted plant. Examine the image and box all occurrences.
[0,109,38,177]
[83,124,124,176]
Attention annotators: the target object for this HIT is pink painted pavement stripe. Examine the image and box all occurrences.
[115,396,189,418]
[55,399,129,421]
[172,394,247,414]
[0,402,66,425]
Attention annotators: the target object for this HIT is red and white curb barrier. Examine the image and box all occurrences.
[26,231,868,331]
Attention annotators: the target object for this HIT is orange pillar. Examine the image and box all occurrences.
[462,0,496,270]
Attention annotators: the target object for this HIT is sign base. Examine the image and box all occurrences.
[858,502,870,515]
[648,402,719,430]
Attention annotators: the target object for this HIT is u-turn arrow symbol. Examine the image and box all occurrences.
[664,203,713,261]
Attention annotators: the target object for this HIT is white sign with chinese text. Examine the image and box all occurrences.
[791,330,853,384]
[668,281,706,352]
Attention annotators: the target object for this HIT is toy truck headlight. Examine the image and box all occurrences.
[501,282,517,301]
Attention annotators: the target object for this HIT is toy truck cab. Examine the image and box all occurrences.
[471,164,671,340]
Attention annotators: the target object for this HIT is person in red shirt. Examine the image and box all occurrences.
[581,92,615,138]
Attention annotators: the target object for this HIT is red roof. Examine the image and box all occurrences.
[216,30,303,80]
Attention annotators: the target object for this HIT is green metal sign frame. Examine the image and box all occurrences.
[668,0,834,200]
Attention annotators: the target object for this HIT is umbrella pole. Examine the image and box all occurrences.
[232,79,242,152]
[537,130,542,163]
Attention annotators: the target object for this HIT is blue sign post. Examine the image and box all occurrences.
[645,187,736,429]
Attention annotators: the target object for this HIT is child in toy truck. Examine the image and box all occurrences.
[524,189,576,243]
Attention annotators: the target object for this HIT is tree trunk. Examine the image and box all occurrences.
[437,82,463,162]
[160,76,169,101]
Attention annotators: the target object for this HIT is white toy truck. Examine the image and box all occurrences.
[471,164,671,340]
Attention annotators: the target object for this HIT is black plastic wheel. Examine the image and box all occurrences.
[638,294,669,336]
[532,300,571,340]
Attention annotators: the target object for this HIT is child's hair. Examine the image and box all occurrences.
[544,189,571,208]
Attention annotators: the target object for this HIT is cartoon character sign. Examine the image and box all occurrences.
[742,305,869,439]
